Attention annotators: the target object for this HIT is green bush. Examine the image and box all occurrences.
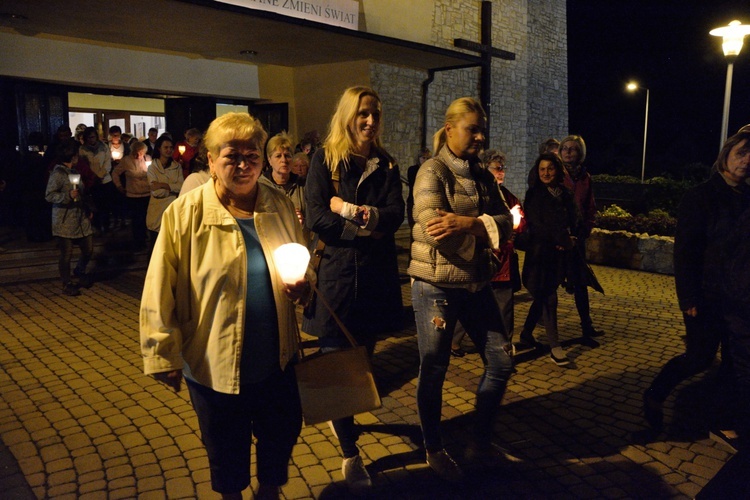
[592,175,694,217]
[592,174,640,184]
[594,204,677,236]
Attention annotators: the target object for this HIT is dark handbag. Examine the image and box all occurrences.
[295,282,382,425]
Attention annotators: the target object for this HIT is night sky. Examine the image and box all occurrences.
[566,0,750,179]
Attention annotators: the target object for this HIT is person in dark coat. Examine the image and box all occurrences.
[560,135,604,344]
[302,86,404,495]
[518,153,582,366]
[643,130,750,434]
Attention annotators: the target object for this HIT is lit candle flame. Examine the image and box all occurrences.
[178,145,186,156]
[273,243,310,284]
[510,204,523,230]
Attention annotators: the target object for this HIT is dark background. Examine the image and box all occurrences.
[567,0,750,180]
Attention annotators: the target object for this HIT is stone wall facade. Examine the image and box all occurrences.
[586,229,674,275]
[367,0,568,201]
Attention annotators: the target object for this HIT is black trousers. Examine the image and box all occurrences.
[648,302,729,403]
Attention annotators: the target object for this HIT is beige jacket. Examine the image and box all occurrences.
[140,179,312,394]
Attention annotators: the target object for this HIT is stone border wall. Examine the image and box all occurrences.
[585,228,674,275]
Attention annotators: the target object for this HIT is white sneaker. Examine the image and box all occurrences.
[327,420,338,439]
[550,346,570,366]
[426,449,464,483]
[342,455,371,495]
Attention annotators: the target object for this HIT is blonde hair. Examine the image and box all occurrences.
[433,97,486,155]
[266,131,294,159]
[204,112,268,159]
[323,86,384,173]
[560,135,587,163]
[129,141,147,158]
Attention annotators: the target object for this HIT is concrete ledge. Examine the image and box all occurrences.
[586,228,674,275]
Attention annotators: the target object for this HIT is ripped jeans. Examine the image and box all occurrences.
[412,279,513,452]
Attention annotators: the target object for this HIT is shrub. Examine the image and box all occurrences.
[594,204,676,236]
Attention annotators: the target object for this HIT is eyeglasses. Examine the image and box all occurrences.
[488,165,507,172]
[222,151,262,166]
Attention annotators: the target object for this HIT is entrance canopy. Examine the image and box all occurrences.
[1,0,480,70]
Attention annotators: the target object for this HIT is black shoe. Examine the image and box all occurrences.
[516,333,541,350]
[642,391,664,433]
[74,270,93,288]
[450,347,466,357]
[579,336,600,348]
[582,326,605,338]
[62,282,81,296]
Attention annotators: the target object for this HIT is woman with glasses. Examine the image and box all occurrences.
[451,149,525,356]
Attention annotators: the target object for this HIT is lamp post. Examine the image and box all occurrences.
[710,20,750,148]
[626,82,649,183]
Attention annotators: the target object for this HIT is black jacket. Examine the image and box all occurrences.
[521,184,581,298]
[674,172,750,311]
[303,147,405,339]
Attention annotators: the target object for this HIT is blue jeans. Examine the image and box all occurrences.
[412,280,513,451]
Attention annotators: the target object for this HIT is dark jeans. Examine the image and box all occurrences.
[57,235,93,285]
[647,304,727,403]
[127,196,149,248]
[453,282,515,346]
[412,280,513,451]
[319,334,377,459]
[186,366,302,494]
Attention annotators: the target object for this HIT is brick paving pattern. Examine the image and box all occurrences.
[0,241,738,499]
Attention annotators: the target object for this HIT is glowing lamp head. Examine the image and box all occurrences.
[626,82,638,92]
[68,172,81,186]
[273,243,310,284]
[710,20,750,58]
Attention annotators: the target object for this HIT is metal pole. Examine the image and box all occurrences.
[720,61,734,149]
[641,88,649,184]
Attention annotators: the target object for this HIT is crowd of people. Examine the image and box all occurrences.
[138,93,747,498]
[8,87,746,498]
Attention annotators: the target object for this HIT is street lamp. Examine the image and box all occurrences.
[709,20,750,148]
[626,82,649,183]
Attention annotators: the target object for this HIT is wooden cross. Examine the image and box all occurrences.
[454,1,516,143]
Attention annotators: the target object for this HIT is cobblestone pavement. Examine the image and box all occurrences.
[0,250,738,499]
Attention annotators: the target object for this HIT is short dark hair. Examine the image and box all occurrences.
[57,139,80,163]
[528,152,565,189]
[109,125,122,135]
[154,135,174,160]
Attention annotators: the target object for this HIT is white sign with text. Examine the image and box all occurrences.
[216,0,358,30]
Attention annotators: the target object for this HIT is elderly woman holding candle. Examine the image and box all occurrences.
[140,112,311,500]
[45,139,95,296]
[113,141,151,250]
